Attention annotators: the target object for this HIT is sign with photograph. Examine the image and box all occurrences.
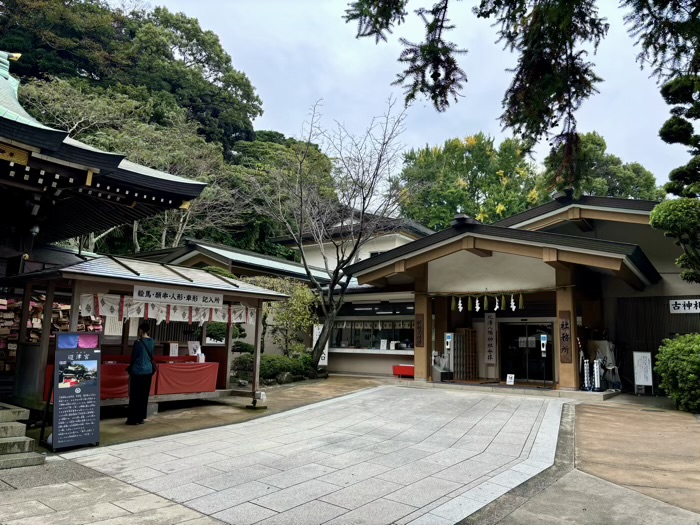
[506,374,515,385]
[53,333,101,450]
[669,299,700,313]
[133,285,223,307]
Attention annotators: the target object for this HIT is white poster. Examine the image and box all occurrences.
[506,374,515,385]
[313,324,329,367]
[187,341,202,356]
[633,351,653,386]
[169,342,179,357]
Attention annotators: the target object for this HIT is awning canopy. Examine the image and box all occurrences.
[0,256,288,303]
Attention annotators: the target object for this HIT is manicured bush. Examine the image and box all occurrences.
[656,334,700,412]
[232,353,253,374]
[233,341,255,354]
[259,355,294,380]
[232,353,318,382]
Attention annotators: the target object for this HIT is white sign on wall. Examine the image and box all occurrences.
[669,299,700,313]
[133,285,223,307]
[506,374,515,385]
[633,351,653,387]
[313,324,329,367]
[484,313,497,364]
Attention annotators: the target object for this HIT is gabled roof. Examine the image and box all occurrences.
[0,255,287,301]
[135,239,331,284]
[493,193,659,230]
[0,51,206,243]
[345,216,660,289]
[272,216,434,246]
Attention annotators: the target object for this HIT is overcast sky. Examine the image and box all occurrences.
[166,0,687,184]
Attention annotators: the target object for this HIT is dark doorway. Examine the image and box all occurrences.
[500,322,554,384]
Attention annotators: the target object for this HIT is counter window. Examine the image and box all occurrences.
[331,320,414,350]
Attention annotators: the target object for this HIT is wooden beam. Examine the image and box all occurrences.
[251,299,263,402]
[405,239,463,269]
[473,238,543,259]
[543,247,572,270]
[556,251,623,271]
[579,208,649,225]
[356,261,406,286]
[463,237,492,257]
[616,263,645,291]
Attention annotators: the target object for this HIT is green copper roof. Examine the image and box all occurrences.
[0,51,56,131]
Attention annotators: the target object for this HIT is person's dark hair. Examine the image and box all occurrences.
[138,321,151,335]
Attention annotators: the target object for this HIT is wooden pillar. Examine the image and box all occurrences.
[556,267,579,390]
[434,297,449,357]
[251,299,263,400]
[224,304,234,389]
[414,267,432,381]
[68,280,82,332]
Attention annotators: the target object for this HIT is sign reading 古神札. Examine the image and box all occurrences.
[669,299,700,314]
[53,333,101,450]
[133,285,223,307]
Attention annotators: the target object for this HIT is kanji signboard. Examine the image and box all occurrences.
[669,299,700,313]
[53,333,101,450]
[558,311,572,364]
[133,285,223,307]
[484,313,496,364]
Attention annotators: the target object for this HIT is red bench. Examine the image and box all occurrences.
[393,364,415,378]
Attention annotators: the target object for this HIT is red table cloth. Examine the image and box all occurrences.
[154,363,218,395]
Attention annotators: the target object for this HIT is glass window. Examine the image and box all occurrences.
[331,319,414,350]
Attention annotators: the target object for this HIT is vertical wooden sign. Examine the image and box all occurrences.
[415,314,424,348]
[558,310,572,363]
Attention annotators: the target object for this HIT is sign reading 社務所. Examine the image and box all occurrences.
[133,285,223,307]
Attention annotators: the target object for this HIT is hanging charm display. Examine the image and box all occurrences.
[457,297,463,312]
[510,294,516,311]
[494,296,500,311]
[475,298,481,312]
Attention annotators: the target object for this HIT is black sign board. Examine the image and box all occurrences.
[52,333,101,450]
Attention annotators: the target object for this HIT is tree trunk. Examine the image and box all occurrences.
[161,211,168,249]
[87,232,96,252]
[311,312,335,369]
[132,220,141,253]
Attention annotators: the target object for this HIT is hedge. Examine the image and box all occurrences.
[656,334,700,412]
[232,353,316,381]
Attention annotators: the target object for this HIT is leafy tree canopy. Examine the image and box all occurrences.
[0,0,262,154]
[543,132,665,200]
[396,133,542,229]
[344,1,700,185]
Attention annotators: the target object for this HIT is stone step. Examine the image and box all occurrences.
[0,436,34,454]
[0,422,26,438]
[0,452,45,470]
[0,402,30,422]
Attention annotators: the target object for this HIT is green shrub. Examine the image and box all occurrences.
[290,353,314,377]
[232,353,253,374]
[232,353,317,381]
[233,341,255,354]
[656,334,700,412]
[259,355,294,379]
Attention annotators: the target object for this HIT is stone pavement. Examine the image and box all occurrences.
[44,386,566,525]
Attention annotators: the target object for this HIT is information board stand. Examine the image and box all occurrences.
[41,333,101,451]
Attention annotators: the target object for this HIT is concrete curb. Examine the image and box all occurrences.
[456,402,576,525]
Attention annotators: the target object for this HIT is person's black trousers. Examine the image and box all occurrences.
[127,373,152,424]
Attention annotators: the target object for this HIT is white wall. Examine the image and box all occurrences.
[301,233,416,270]
[428,251,556,294]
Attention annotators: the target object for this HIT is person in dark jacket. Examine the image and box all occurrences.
[126,321,155,425]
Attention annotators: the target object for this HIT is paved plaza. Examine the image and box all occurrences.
[43,386,566,525]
